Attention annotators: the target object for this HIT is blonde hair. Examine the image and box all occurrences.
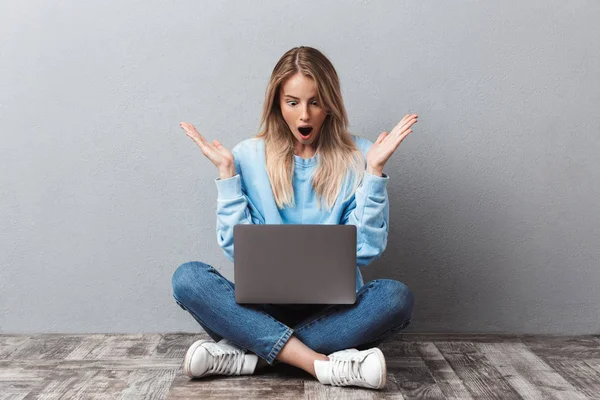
[255,46,365,211]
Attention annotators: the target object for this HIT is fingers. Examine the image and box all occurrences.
[402,113,418,122]
[390,128,412,148]
[394,114,418,136]
[397,129,412,142]
[401,114,418,129]
[180,122,223,164]
[180,122,210,148]
[376,132,388,144]
[376,113,418,146]
[180,122,202,140]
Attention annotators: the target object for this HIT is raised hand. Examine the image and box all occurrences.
[179,122,236,177]
[366,114,418,174]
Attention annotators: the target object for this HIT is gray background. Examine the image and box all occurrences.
[1,1,598,334]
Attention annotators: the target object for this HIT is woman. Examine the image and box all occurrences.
[172,46,417,390]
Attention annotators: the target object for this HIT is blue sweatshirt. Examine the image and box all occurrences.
[214,135,390,292]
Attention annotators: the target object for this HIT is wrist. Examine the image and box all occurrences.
[366,165,383,177]
[219,165,236,180]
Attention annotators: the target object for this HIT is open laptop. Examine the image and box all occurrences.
[233,224,357,305]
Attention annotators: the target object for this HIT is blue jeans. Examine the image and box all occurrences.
[171,261,414,366]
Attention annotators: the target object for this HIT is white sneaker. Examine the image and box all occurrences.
[183,338,258,378]
[314,347,387,389]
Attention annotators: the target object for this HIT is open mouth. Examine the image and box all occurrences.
[298,126,313,139]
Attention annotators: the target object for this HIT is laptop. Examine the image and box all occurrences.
[233,224,357,305]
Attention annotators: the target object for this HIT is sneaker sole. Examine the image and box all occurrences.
[183,339,213,378]
[372,347,387,389]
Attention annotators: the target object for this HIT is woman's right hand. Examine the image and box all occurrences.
[179,122,235,174]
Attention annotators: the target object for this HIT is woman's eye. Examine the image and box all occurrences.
[287,101,318,106]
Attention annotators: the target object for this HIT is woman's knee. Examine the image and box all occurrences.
[171,261,212,301]
[376,279,415,320]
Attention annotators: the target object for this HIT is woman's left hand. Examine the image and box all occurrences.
[366,113,418,173]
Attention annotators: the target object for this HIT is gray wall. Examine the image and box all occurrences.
[1,1,598,334]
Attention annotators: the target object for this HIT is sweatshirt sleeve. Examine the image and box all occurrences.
[341,170,390,267]
[214,143,264,263]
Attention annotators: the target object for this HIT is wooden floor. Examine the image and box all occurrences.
[2,333,600,399]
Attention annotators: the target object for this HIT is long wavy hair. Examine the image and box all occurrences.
[255,46,365,211]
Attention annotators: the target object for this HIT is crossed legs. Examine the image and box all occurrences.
[172,261,414,378]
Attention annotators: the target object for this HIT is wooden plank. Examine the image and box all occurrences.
[56,359,182,370]
[168,374,305,399]
[83,334,162,360]
[27,369,130,399]
[0,335,32,360]
[305,379,393,399]
[418,342,473,399]
[583,358,600,373]
[0,333,599,398]
[544,358,600,399]
[149,333,208,359]
[64,334,107,360]
[478,342,588,399]
[117,368,177,400]
[522,335,600,359]
[6,335,84,360]
[381,341,447,399]
[0,360,60,376]
[394,333,525,343]
[434,341,521,399]
[0,360,53,400]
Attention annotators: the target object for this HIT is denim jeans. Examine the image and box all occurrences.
[171,261,414,366]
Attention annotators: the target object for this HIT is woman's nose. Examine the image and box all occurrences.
[301,106,310,118]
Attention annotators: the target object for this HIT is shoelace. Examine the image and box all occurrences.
[205,344,245,375]
[329,354,366,386]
